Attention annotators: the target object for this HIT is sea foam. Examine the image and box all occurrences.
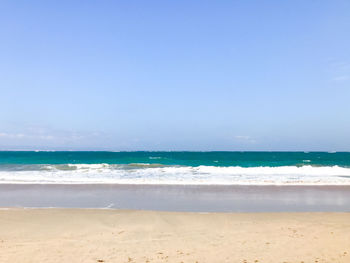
[0,164,350,185]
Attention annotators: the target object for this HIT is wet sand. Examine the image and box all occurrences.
[0,184,350,212]
[0,209,349,263]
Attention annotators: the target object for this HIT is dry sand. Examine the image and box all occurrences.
[0,209,349,263]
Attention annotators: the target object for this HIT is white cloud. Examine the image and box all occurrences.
[234,135,256,144]
[0,129,99,142]
[329,60,350,83]
[0,122,111,150]
[0,132,26,139]
[333,75,350,82]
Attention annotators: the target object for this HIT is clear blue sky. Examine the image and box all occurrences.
[1,0,349,151]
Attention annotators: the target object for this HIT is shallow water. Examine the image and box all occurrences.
[1,184,350,212]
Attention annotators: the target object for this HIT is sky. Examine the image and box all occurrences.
[0,0,350,151]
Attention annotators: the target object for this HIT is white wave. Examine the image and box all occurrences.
[1,164,350,185]
[68,163,110,169]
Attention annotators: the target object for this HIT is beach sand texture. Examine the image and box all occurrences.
[0,209,349,263]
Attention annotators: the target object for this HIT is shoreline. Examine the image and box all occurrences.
[5,182,350,187]
[1,184,350,212]
[1,208,349,263]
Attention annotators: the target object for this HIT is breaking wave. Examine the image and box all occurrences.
[0,164,350,185]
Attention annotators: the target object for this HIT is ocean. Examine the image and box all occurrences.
[0,151,350,185]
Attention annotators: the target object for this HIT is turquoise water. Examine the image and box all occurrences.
[1,151,350,167]
[0,151,350,185]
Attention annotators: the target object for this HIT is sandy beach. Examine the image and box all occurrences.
[0,209,349,263]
